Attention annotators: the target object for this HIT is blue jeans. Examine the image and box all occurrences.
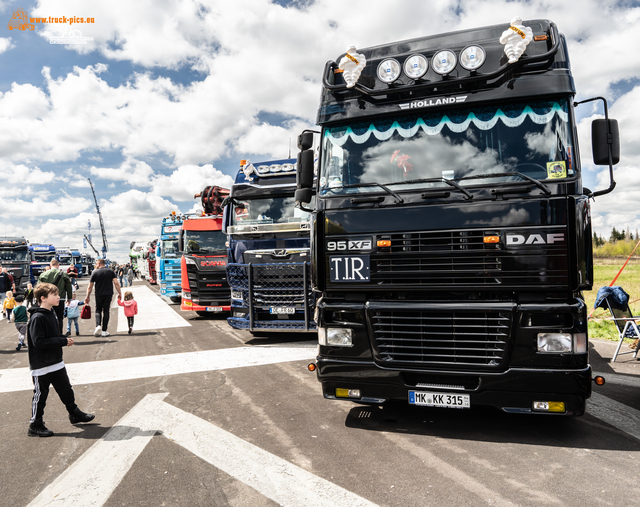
[67,317,79,334]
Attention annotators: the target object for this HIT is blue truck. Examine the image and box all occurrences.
[29,243,56,284]
[57,247,83,277]
[158,212,183,303]
[225,158,316,333]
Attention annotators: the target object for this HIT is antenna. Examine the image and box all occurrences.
[288,137,291,159]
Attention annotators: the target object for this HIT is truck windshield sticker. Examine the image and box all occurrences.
[320,99,573,195]
[547,161,567,179]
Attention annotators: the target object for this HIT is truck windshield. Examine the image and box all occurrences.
[0,249,29,261]
[162,239,179,257]
[320,98,575,195]
[231,195,315,226]
[58,255,72,264]
[33,253,56,263]
[184,230,226,255]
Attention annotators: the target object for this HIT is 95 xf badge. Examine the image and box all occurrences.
[326,238,373,252]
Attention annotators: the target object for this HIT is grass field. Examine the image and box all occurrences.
[585,259,640,342]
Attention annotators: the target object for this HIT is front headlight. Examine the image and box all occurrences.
[182,291,191,300]
[185,257,197,266]
[319,327,353,347]
[537,333,572,353]
[231,290,243,301]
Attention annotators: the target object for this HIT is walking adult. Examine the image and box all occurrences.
[117,264,126,287]
[85,259,121,337]
[67,264,79,291]
[37,259,73,334]
[0,268,11,314]
[2,268,16,293]
[127,264,134,287]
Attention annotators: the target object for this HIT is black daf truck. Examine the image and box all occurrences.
[295,19,619,415]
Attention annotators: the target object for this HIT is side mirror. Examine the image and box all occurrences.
[178,229,184,253]
[592,119,620,166]
[298,132,314,151]
[295,188,313,206]
[297,150,314,190]
[575,97,619,198]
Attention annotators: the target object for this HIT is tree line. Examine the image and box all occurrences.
[593,227,639,248]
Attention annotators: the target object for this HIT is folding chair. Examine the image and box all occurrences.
[605,296,640,362]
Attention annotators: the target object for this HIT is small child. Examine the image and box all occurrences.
[27,282,94,437]
[14,296,27,351]
[65,293,85,337]
[3,291,16,323]
[24,283,35,309]
[117,291,138,334]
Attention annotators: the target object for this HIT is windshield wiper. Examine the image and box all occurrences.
[456,172,551,195]
[389,177,474,200]
[330,182,404,203]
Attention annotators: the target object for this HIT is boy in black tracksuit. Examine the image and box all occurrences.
[27,283,95,437]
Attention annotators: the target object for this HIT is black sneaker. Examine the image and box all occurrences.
[65,331,71,337]
[28,423,54,437]
[76,332,80,336]
[15,343,21,351]
[128,327,132,335]
[69,408,95,424]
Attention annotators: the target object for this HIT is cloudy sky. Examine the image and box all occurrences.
[0,0,638,262]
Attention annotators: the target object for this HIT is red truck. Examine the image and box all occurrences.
[180,186,231,316]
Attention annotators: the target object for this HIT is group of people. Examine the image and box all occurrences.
[10,257,140,438]
[116,263,137,287]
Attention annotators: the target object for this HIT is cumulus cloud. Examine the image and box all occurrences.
[0,195,91,218]
[90,157,154,187]
[0,37,14,54]
[150,164,234,201]
[0,162,56,185]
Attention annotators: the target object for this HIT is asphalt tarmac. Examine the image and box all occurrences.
[1,277,640,507]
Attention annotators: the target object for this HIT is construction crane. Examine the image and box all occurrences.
[88,178,108,259]
[83,234,100,257]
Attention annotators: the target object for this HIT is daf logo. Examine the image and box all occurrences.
[399,95,467,110]
[506,233,565,246]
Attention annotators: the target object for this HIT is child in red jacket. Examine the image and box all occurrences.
[117,291,138,334]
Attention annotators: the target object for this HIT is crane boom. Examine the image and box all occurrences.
[83,235,100,257]
[88,178,108,259]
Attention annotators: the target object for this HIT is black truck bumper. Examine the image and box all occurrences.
[317,359,592,416]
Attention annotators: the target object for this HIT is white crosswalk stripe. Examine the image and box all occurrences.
[0,345,316,393]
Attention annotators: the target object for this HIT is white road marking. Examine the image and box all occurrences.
[27,393,169,507]
[0,345,316,393]
[114,285,190,332]
[28,393,377,507]
[587,392,640,441]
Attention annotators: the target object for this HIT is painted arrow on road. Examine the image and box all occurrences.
[27,393,377,507]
